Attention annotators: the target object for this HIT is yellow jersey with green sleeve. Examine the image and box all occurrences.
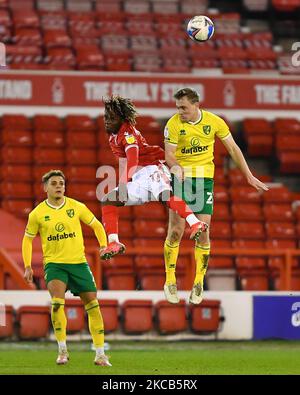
[25,197,95,265]
[164,110,231,178]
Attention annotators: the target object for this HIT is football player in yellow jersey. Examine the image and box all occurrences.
[22,169,112,366]
[164,87,269,304]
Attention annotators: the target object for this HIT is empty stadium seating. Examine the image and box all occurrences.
[17,305,50,339]
[155,300,187,334]
[189,300,221,333]
[65,299,85,333]
[121,299,153,334]
[98,299,119,333]
[1,0,298,74]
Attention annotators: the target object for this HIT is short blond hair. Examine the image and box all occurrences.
[42,170,65,184]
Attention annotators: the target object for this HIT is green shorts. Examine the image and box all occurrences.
[44,262,97,296]
[172,176,214,215]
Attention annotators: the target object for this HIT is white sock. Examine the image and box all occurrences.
[186,214,200,227]
[58,341,67,351]
[95,347,105,357]
[108,234,119,243]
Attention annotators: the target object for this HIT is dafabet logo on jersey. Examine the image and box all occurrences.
[48,222,76,241]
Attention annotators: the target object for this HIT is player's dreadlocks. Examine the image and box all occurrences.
[103,95,138,125]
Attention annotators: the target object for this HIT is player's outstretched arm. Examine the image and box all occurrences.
[22,235,34,283]
[221,135,269,192]
[89,219,107,249]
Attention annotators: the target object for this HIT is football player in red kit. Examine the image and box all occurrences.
[99,96,208,260]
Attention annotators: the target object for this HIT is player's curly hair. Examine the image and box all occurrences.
[103,95,138,125]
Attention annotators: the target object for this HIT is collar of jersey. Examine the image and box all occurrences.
[45,198,66,210]
[187,110,202,125]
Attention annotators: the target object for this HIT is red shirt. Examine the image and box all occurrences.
[108,122,165,166]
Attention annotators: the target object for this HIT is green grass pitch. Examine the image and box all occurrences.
[0,340,299,375]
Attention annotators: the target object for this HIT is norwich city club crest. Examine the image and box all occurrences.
[66,209,74,218]
[203,125,211,135]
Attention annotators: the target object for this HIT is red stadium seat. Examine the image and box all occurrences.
[65,299,85,333]
[232,239,265,248]
[34,130,64,148]
[189,300,221,333]
[239,270,269,291]
[210,221,232,239]
[138,272,165,290]
[133,52,162,73]
[17,306,50,339]
[268,256,298,271]
[232,203,263,221]
[97,148,117,166]
[243,118,273,135]
[133,238,163,248]
[124,0,150,13]
[2,129,33,146]
[95,0,122,12]
[278,152,300,174]
[214,167,228,186]
[274,117,300,134]
[229,186,262,203]
[265,222,296,239]
[67,182,96,201]
[134,219,166,238]
[213,203,230,221]
[246,134,273,157]
[263,204,293,221]
[1,199,33,217]
[34,148,64,165]
[265,239,297,249]
[66,131,96,148]
[209,256,234,269]
[33,115,64,131]
[65,148,96,166]
[105,270,136,290]
[275,134,300,152]
[0,305,14,339]
[211,239,232,248]
[155,300,187,334]
[121,300,153,334]
[272,0,300,12]
[133,203,166,220]
[2,114,32,131]
[65,166,97,183]
[272,269,300,291]
[2,147,32,164]
[44,30,72,48]
[0,182,33,199]
[98,299,119,332]
[65,115,96,132]
[236,257,266,270]
[232,221,265,239]
[263,186,292,203]
[105,53,131,71]
[0,165,32,181]
[214,185,229,203]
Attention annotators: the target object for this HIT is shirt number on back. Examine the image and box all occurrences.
[206,192,213,204]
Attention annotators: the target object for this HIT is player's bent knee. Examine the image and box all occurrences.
[169,229,183,243]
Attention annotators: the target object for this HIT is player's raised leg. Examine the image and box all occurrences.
[163,210,185,304]
[190,214,211,305]
[100,190,126,260]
